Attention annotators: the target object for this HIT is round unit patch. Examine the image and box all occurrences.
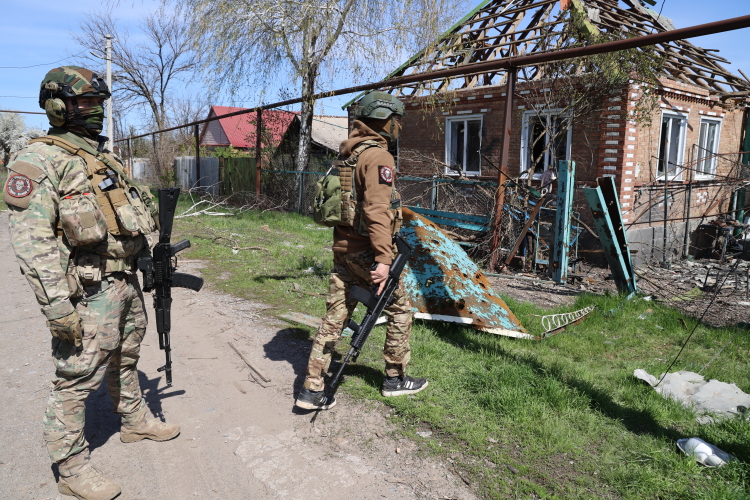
[379,165,393,184]
[6,174,33,198]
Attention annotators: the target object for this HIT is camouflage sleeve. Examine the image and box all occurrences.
[5,151,75,321]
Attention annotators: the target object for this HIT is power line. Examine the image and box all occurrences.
[0,51,88,70]
[0,109,46,115]
[0,96,36,99]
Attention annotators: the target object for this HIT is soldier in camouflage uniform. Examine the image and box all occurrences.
[3,67,180,500]
[295,91,428,411]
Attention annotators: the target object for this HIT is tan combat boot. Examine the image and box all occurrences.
[120,416,180,443]
[58,466,121,500]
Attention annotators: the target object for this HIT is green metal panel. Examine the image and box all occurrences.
[407,206,490,225]
[220,157,256,195]
[551,161,576,283]
[583,178,637,294]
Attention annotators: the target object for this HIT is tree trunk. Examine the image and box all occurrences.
[295,69,316,212]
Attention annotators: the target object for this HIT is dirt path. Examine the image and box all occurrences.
[0,211,476,500]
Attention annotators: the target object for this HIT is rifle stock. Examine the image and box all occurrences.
[327,233,412,394]
[138,188,204,385]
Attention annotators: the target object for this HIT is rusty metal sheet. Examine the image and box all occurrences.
[400,208,531,339]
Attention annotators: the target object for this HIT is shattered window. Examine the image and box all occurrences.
[521,111,571,178]
[696,118,720,176]
[657,113,687,179]
[446,115,482,175]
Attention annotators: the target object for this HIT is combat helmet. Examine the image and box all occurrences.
[38,66,110,132]
[355,91,404,140]
[355,91,404,121]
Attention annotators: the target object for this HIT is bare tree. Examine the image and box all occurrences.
[177,0,464,176]
[72,5,200,133]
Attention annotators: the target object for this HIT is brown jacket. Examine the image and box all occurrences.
[332,120,396,265]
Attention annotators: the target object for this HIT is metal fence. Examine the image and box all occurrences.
[174,156,220,195]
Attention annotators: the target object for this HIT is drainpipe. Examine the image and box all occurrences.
[663,178,668,265]
[683,145,695,258]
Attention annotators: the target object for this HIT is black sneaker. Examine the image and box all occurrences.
[295,387,336,410]
[381,375,428,397]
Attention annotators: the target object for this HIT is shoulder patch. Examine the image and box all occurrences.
[3,174,34,209]
[7,159,47,183]
[378,165,394,186]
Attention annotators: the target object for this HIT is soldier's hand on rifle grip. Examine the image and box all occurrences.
[370,263,390,295]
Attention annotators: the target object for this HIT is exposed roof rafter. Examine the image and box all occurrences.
[384,0,750,97]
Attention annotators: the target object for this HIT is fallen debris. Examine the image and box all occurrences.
[677,437,736,467]
[634,369,750,423]
[539,305,595,337]
[228,342,271,384]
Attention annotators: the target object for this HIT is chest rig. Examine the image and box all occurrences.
[333,140,403,235]
[29,134,158,240]
[29,134,159,290]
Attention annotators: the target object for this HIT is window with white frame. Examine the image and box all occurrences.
[696,117,721,177]
[520,110,572,178]
[445,115,482,175]
[657,112,687,179]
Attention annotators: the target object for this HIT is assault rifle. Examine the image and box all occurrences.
[327,233,412,394]
[138,188,204,386]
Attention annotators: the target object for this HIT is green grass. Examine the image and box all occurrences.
[173,203,750,500]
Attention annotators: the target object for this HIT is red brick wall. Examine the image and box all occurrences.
[393,77,746,228]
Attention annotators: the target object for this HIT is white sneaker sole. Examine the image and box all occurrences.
[381,380,429,397]
[295,398,336,410]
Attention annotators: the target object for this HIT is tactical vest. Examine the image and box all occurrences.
[29,134,158,242]
[28,134,159,287]
[313,140,402,235]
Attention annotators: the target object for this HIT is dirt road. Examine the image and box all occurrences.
[0,211,476,500]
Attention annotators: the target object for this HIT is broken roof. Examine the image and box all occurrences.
[384,0,750,97]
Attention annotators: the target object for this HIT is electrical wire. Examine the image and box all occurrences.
[655,257,741,386]
[0,51,87,70]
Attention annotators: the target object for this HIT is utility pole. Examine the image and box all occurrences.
[105,34,113,151]
[90,34,114,151]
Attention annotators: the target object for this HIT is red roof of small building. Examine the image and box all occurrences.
[201,106,297,149]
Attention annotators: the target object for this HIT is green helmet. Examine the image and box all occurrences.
[355,91,404,121]
[38,66,110,134]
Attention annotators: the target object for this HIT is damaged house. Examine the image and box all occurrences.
[361,0,750,266]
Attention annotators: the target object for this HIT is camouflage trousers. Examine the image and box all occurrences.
[304,249,413,392]
[44,273,149,475]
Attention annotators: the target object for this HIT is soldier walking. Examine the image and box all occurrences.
[295,91,428,411]
[3,66,180,500]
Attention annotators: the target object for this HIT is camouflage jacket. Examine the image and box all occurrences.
[3,128,146,321]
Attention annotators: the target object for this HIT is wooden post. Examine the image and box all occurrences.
[488,68,517,271]
[255,109,262,198]
[194,124,201,190]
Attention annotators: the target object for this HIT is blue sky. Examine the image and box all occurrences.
[1,0,749,132]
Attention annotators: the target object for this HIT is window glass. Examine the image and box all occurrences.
[522,112,570,176]
[697,120,719,175]
[657,114,686,177]
[466,120,481,173]
[446,117,482,174]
